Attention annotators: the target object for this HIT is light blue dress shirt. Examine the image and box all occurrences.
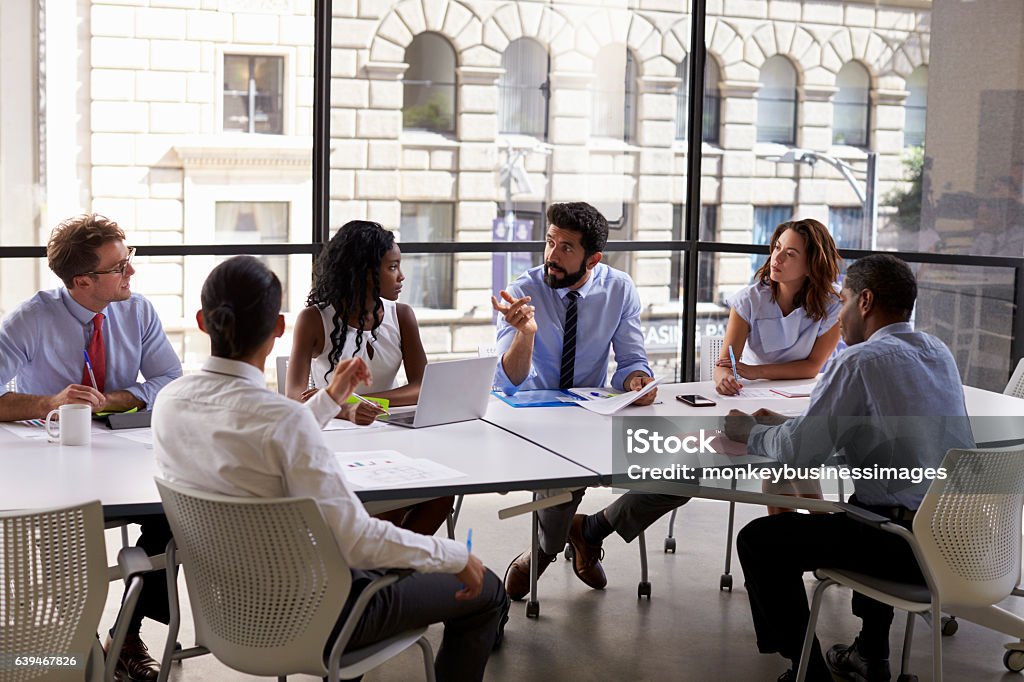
[494,263,653,394]
[0,288,182,408]
[748,322,975,509]
[727,281,841,365]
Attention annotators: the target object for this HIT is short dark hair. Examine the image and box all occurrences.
[200,256,282,359]
[47,214,126,287]
[844,254,918,319]
[546,202,609,256]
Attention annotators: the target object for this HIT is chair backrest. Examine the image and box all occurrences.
[0,501,107,681]
[914,447,1024,608]
[1005,358,1024,398]
[699,335,725,382]
[156,479,351,677]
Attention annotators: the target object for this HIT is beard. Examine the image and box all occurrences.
[543,259,588,288]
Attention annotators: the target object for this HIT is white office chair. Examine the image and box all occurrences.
[1005,358,1024,399]
[1,501,109,681]
[155,479,435,682]
[796,447,1024,682]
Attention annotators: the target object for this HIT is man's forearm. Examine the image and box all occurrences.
[0,392,56,421]
[501,331,535,386]
[103,390,146,413]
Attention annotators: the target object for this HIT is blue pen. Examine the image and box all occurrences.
[728,345,741,387]
[466,528,473,553]
[83,349,98,389]
[590,391,602,398]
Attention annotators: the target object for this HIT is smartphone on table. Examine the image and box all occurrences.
[676,394,716,407]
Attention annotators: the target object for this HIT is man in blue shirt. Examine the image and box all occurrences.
[492,202,683,600]
[724,254,975,682]
[0,214,182,680]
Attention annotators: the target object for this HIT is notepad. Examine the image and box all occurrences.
[769,384,816,398]
[576,377,664,415]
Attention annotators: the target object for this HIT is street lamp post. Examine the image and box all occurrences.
[767,148,879,249]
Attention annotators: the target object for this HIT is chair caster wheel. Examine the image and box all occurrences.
[720,574,733,591]
[563,544,574,561]
[638,582,651,599]
[664,538,676,553]
[526,600,540,619]
[1004,649,1024,673]
[896,674,919,682]
[940,616,958,636]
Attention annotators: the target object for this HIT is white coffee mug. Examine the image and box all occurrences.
[45,403,92,446]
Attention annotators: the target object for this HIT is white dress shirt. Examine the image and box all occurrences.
[153,356,468,574]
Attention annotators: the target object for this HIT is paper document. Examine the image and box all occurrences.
[576,377,665,415]
[716,388,782,400]
[1,421,51,441]
[335,450,466,489]
[567,387,620,401]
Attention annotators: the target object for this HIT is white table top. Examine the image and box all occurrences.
[484,379,1024,478]
[0,418,597,516]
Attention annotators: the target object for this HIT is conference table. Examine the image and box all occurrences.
[2,378,1020,617]
[0,416,597,517]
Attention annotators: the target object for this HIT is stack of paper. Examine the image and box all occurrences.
[576,377,664,415]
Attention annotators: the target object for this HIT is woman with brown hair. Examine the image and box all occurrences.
[714,218,843,515]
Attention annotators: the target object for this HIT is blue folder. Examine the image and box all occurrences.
[492,389,584,408]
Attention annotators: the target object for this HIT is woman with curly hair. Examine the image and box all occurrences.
[713,218,843,515]
[288,220,453,534]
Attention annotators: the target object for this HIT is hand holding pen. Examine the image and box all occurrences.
[455,528,483,600]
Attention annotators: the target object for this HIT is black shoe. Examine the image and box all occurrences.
[826,638,891,682]
[492,593,511,651]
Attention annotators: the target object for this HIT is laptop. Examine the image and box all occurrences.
[383,356,499,428]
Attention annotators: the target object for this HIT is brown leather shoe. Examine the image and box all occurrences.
[503,550,556,601]
[568,514,607,590]
[105,633,160,682]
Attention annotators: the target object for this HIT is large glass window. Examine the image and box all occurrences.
[403,33,457,134]
[833,62,871,147]
[223,55,285,135]
[757,56,798,144]
[214,202,291,310]
[592,46,636,142]
[399,202,454,309]
[828,206,866,250]
[676,57,721,144]
[904,66,928,148]
[751,205,794,273]
[499,39,549,138]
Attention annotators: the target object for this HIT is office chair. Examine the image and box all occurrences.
[155,479,435,682]
[795,447,1024,682]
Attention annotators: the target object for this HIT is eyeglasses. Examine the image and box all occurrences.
[80,246,136,277]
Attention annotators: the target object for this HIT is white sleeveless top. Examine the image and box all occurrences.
[310,299,403,394]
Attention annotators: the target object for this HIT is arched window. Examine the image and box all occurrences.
[757,56,797,144]
[403,33,456,134]
[833,61,870,147]
[675,56,721,144]
[591,46,636,142]
[499,38,550,137]
[904,66,928,148]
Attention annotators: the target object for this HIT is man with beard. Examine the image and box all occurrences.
[492,201,682,600]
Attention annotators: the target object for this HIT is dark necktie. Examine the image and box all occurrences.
[82,313,106,393]
[559,291,580,390]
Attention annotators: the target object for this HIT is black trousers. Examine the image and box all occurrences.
[333,568,508,682]
[112,516,173,634]
[736,507,922,671]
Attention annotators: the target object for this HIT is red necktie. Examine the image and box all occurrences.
[83,313,106,393]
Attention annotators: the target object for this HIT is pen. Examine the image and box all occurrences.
[728,345,741,388]
[466,528,473,553]
[83,349,98,389]
[352,393,389,415]
[590,391,602,398]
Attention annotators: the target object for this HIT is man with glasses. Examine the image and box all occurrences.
[0,213,182,681]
